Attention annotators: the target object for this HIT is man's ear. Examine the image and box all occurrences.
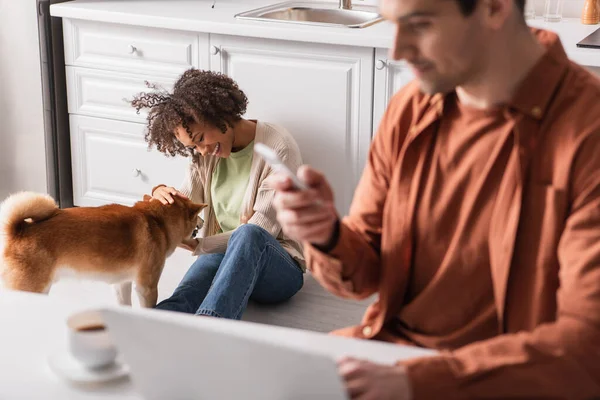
[189,203,208,219]
[482,0,513,30]
[143,194,153,202]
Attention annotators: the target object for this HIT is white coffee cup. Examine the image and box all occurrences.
[66,310,117,369]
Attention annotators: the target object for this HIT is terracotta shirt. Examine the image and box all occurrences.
[305,30,600,399]
[397,97,510,350]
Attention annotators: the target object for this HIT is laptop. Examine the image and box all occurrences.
[100,307,436,400]
[577,27,600,49]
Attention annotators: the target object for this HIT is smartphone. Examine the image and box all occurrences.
[254,143,309,191]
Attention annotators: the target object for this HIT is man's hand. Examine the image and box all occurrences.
[152,185,187,205]
[338,357,412,400]
[269,165,338,248]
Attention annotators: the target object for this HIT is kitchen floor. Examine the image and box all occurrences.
[47,249,372,333]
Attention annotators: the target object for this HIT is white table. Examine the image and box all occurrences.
[0,290,140,399]
[0,290,435,399]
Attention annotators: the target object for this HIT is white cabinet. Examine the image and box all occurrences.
[61,19,416,212]
[70,115,188,207]
[209,34,374,214]
[63,19,208,76]
[62,20,209,206]
[372,48,414,135]
[66,67,177,124]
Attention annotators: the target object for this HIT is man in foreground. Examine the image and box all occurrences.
[270,0,600,397]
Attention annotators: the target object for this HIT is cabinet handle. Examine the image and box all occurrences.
[132,168,141,177]
[210,46,220,55]
[128,45,137,54]
[375,60,386,70]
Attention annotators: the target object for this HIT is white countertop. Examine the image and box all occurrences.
[529,18,600,67]
[50,0,600,67]
[50,0,396,48]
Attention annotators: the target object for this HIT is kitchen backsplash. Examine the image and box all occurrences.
[533,0,584,17]
[359,0,584,18]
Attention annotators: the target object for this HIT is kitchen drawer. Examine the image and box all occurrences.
[70,115,188,207]
[63,19,206,75]
[66,67,176,123]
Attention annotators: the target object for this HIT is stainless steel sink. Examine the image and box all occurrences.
[235,1,383,29]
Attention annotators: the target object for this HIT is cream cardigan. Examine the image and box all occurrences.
[178,121,305,268]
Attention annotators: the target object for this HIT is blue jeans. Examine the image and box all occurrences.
[155,224,304,320]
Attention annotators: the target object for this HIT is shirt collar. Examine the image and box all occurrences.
[508,28,570,120]
[410,29,570,143]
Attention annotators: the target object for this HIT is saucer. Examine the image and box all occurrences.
[48,352,130,385]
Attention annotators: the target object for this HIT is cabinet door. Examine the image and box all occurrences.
[70,115,188,207]
[209,35,374,214]
[372,48,414,135]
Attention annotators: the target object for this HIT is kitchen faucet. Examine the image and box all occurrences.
[339,0,352,10]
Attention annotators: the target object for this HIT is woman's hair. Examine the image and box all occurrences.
[130,69,248,157]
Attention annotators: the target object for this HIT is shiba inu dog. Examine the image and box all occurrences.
[0,192,206,307]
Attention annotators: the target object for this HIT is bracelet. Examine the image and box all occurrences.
[312,218,341,254]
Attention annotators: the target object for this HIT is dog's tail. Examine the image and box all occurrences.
[0,192,58,239]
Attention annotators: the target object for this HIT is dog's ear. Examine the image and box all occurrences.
[189,203,207,219]
[143,194,153,202]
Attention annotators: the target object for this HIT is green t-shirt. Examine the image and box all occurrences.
[210,141,254,233]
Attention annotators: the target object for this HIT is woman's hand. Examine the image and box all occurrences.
[179,238,199,252]
[152,185,187,205]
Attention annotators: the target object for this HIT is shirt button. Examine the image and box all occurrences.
[362,325,373,337]
[531,106,542,118]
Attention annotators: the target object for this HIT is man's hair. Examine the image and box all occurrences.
[455,0,526,15]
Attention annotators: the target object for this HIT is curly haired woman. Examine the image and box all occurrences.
[131,68,305,320]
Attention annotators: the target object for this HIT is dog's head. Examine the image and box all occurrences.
[142,194,207,241]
